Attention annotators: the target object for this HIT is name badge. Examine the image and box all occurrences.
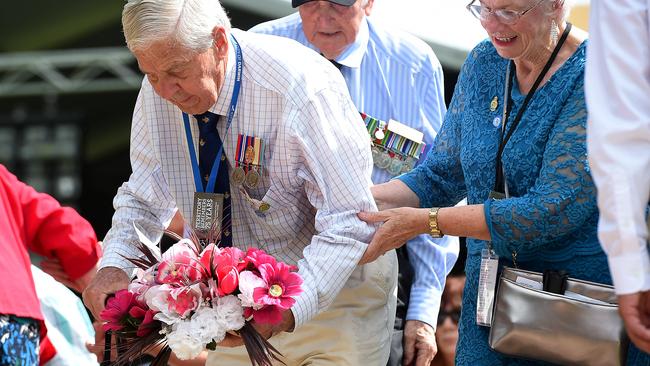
[191,192,224,240]
[476,248,499,327]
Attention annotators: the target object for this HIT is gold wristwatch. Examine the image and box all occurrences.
[428,207,443,238]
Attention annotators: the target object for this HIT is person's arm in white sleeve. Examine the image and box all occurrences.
[586,0,650,295]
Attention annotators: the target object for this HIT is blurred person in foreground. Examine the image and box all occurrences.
[82,0,398,365]
[0,164,101,365]
[31,265,98,366]
[586,0,650,355]
[250,1,458,365]
[357,0,650,364]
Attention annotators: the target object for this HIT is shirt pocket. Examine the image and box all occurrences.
[238,184,310,241]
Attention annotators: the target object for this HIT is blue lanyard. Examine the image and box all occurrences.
[183,35,243,193]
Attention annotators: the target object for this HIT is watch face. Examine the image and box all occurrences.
[429,208,443,238]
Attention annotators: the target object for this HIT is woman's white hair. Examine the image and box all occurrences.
[122,0,231,53]
[543,0,573,21]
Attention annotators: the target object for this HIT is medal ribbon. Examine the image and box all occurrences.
[183,34,243,193]
[360,112,426,159]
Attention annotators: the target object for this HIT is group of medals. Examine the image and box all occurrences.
[231,134,265,189]
[361,113,426,176]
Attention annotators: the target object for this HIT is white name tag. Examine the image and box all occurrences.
[476,248,499,327]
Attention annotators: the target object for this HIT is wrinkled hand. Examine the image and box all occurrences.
[358,208,427,264]
[619,291,650,353]
[403,320,436,366]
[82,267,131,320]
[217,310,295,347]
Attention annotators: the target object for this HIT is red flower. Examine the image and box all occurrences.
[199,245,243,295]
[101,289,139,332]
[252,261,303,324]
[128,302,159,337]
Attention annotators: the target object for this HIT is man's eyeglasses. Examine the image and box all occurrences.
[466,0,545,25]
[437,309,461,326]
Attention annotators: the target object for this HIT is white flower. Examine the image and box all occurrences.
[238,271,265,310]
[189,305,226,345]
[215,295,245,331]
[166,320,204,360]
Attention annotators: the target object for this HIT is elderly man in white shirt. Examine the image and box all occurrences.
[586,0,650,355]
[82,0,397,365]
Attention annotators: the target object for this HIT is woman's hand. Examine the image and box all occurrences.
[358,207,429,264]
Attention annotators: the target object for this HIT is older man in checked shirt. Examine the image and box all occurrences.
[83,0,397,365]
[251,1,459,365]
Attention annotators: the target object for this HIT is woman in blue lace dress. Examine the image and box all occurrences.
[359,0,649,365]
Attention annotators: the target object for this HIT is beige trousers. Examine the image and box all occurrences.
[206,251,398,366]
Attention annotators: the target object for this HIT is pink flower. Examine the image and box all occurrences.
[251,262,303,324]
[100,289,160,336]
[241,248,277,272]
[156,241,202,285]
[166,286,201,319]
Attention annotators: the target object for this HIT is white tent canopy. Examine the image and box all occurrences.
[222,0,590,71]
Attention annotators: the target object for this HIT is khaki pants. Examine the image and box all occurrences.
[206,251,398,366]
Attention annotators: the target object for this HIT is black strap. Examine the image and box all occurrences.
[101,331,112,366]
[493,22,573,193]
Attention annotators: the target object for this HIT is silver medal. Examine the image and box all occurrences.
[376,151,391,169]
[231,166,246,185]
[388,158,403,176]
[244,169,261,189]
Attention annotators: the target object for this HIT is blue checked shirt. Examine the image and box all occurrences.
[99,29,387,328]
[251,14,459,328]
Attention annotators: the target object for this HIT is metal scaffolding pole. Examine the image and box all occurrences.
[0,47,142,97]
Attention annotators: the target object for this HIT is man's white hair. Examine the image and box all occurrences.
[122,0,231,53]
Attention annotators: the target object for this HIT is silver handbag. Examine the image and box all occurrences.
[489,267,627,366]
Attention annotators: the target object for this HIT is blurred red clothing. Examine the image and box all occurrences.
[0,163,101,322]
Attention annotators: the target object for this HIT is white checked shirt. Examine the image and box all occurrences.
[252,13,459,328]
[100,29,379,328]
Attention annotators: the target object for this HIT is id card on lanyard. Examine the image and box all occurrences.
[183,34,243,237]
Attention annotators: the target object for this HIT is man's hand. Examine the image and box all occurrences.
[82,267,131,320]
[357,208,428,264]
[619,291,650,353]
[402,320,436,366]
[218,310,295,347]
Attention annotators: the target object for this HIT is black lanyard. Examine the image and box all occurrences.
[493,22,573,193]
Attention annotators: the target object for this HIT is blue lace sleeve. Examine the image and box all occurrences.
[485,75,597,257]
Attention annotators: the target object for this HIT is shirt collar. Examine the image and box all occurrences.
[209,35,237,116]
[331,17,369,69]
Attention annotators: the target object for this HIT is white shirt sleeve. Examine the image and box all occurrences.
[586,0,650,295]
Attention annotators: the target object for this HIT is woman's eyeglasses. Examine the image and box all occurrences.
[437,309,461,326]
[466,0,545,25]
